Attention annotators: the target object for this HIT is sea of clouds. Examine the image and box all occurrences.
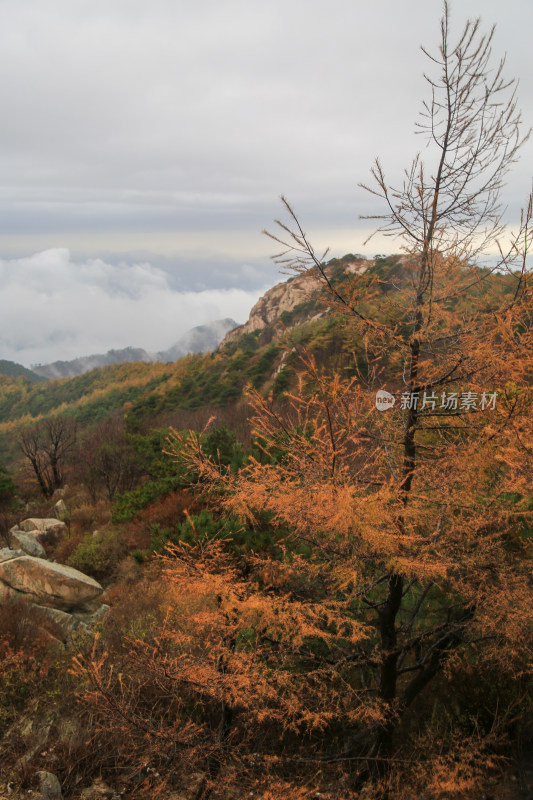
[0,249,267,367]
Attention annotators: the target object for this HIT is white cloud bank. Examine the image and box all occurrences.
[0,249,268,367]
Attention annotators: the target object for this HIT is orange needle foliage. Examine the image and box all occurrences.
[76,6,533,798]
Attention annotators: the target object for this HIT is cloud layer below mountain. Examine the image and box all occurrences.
[0,249,267,367]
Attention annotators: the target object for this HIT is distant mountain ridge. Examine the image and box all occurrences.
[32,318,238,380]
[157,318,238,362]
[32,347,153,380]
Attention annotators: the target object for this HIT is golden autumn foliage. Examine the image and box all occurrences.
[72,6,533,799]
[73,252,533,794]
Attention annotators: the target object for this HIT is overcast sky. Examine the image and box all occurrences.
[1,0,532,366]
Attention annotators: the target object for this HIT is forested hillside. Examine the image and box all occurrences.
[1,7,532,800]
[2,242,529,799]
[0,359,44,383]
[0,255,519,438]
[0,255,358,452]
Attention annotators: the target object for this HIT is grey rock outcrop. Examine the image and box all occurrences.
[9,529,46,558]
[0,547,25,562]
[35,603,110,641]
[13,518,66,548]
[0,581,18,601]
[19,517,66,534]
[219,258,373,349]
[1,518,108,649]
[0,556,103,610]
[53,499,68,520]
[220,273,320,346]
[0,549,24,599]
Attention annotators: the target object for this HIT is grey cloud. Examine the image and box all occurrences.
[0,0,531,366]
[2,0,530,204]
[0,249,268,365]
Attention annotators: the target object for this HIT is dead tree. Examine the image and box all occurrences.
[20,417,77,498]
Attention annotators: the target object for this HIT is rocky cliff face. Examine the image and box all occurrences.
[219,257,373,347]
[220,273,321,346]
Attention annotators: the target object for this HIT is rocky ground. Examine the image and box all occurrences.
[1,515,108,644]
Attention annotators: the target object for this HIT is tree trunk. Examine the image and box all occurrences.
[373,572,404,766]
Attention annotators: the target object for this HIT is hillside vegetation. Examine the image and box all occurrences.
[0,255,519,441]
[0,247,531,800]
[2,4,533,797]
[0,359,45,383]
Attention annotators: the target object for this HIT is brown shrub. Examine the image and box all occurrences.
[0,595,63,652]
[0,510,19,547]
[112,555,143,588]
[65,528,129,581]
[99,563,167,653]
[69,500,111,536]
[54,532,84,564]
[125,489,201,550]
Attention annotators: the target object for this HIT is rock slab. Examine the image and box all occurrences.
[9,529,46,558]
[0,547,25,562]
[0,556,102,609]
[53,499,68,519]
[35,604,110,641]
[19,517,66,533]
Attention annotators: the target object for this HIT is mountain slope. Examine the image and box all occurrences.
[220,256,370,346]
[0,255,519,440]
[0,359,45,383]
[0,257,368,434]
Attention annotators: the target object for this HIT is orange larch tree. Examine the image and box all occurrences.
[74,5,533,798]
[168,1,533,789]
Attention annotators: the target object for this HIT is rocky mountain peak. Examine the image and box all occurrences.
[219,256,373,347]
